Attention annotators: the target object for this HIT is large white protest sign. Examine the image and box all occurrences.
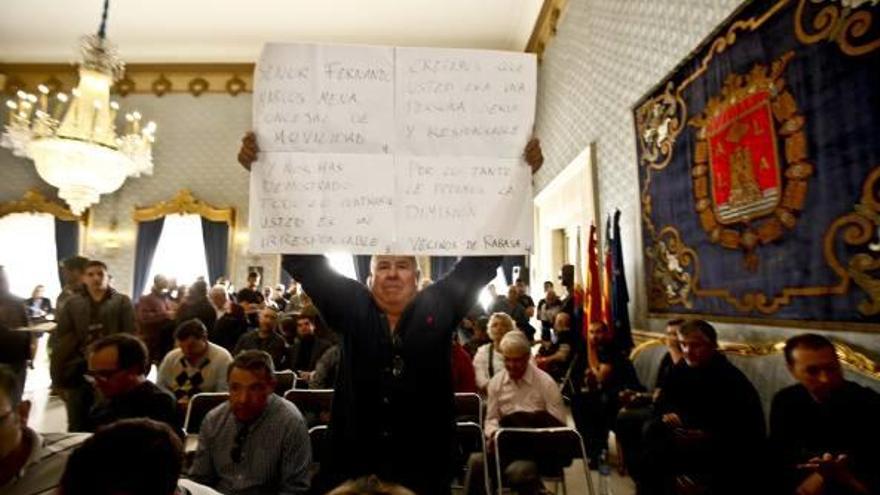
[254,43,394,154]
[395,156,533,255]
[249,43,535,255]
[250,152,396,254]
[395,47,536,157]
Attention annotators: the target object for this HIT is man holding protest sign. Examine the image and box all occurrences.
[238,134,541,493]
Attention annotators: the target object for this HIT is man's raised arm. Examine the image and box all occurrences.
[281,255,368,334]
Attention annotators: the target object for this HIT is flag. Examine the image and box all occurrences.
[611,209,633,351]
[585,223,602,369]
[602,215,613,329]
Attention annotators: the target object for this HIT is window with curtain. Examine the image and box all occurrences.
[0,212,62,300]
[326,253,357,280]
[143,213,209,295]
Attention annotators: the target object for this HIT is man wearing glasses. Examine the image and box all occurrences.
[85,333,178,433]
[190,350,311,494]
[0,364,87,495]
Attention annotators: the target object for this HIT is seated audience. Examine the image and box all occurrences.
[237,272,265,327]
[572,320,643,464]
[177,280,218,335]
[210,302,250,355]
[283,280,306,314]
[208,284,228,321]
[770,333,880,495]
[157,318,233,418]
[616,318,685,478]
[463,316,490,358]
[451,334,477,394]
[639,319,765,495]
[59,418,218,495]
[234,307,287,369]
[327,475,416,495]
[189,350,311,494]
[263,286,280,311]
[136,274,175,364]
[52,260,135,432]
[86,334,177,432]
[309,344,340,389]
[283,314,333,377]
[24,284,52,321]
[473,312,516,395]
[0,364,88,495]
[464,330,565,495]
[536,282,562,340]
[535,312,575,381]
[273,284,288,309]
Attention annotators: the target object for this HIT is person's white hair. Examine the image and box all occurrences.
[208,285,228,299]
[499,330,530,356]
[488,312,516,341]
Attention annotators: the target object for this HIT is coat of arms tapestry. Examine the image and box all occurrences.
[635,0,880,330]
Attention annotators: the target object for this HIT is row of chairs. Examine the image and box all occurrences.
[182,389,593,495]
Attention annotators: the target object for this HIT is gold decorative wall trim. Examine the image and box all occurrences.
[630,330,880,381]
[526,0,569,61]
[0,189,83,221]
[133,189,235,225]
[1,63,254,97]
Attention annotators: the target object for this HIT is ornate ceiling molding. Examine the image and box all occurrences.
[0,63,253,97]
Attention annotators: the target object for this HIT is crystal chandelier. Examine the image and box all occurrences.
[0,0,156,215]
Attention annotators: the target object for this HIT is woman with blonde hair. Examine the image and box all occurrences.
[472,312,518,395]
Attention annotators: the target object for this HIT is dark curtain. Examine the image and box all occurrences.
[353,255,372,284]
[280,267,292,287]
[54,219,79,287]
[500,255,527,286]
[200,218,229,285]
[429,256,459,281]
[133,218,165,300]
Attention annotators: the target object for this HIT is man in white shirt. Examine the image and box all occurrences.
[0,364,87,495]
[465,330,565,494]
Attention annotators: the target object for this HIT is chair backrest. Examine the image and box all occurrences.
[308,425,329,465]
[284,389,334,426]
[183,392,229,434]
[274,370,297,396]
[493,427,595,495]
[453,422,491,495]
[454,392,483,425]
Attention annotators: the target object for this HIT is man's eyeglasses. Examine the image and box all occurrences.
[84,368,123,383]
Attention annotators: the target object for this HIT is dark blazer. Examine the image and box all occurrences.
[176,297,217,333]
[283,255,499,495]
[51,289,135,387]
[286,335,334,372]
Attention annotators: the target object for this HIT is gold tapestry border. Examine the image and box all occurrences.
[1,63,253,98]
[0,189,83,222]
[630,330,880,381]
[133,189,235,226]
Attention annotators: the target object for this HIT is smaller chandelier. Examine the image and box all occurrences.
[1,0,156,215]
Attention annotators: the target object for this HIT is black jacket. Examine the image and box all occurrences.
[283,255,499,494]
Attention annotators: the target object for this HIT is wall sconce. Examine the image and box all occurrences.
[103,217,122,251]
